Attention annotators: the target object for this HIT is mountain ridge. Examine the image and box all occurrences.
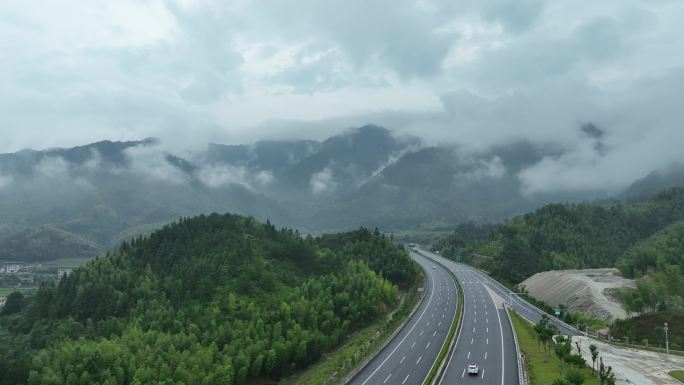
[0,124,673,262]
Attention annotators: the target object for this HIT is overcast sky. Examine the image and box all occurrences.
[1,0,683,192]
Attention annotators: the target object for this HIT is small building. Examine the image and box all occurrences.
[6,264,22,273]
[19,276,34,285]
[0,297,6,310]
[57,268,73,279]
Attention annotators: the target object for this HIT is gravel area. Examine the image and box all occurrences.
[521,268,635,321]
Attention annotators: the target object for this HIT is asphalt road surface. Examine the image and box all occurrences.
[347,251,459,385]
[420,250,518,385]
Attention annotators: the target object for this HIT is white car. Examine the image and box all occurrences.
[432,265,436,269]
[467,363,479,375]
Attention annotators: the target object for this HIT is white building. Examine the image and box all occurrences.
[0,297,6,309]
[6,264,21,273]
[58,268,73,279]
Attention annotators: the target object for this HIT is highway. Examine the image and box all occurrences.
[346,251,459,385]
[420,250,518,385]
[432,253,578,337]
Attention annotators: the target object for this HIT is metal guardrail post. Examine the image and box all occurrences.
[505,305,527,385]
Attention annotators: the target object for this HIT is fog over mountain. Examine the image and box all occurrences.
[1,124,682,262]
[2,1,684,260]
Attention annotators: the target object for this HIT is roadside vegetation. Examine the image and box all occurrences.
[433,186,684,285]
[281,277,423,385]
[670,370,684,383]
[509,311,605,385]
[0,215,419,385]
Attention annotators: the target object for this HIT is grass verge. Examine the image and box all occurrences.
[509,310,594,385]
[670,370,684,383]
[279,279,424,385]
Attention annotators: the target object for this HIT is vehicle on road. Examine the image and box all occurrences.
[432,265,436,269]
[467,363,479,375]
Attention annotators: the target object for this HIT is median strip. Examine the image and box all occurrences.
[415,251,465,385]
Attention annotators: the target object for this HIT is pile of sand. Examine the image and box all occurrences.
[520,268,635,321]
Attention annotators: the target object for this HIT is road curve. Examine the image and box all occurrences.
[346,251,459,385]
[417,250,518,385]
[419,248,579,385]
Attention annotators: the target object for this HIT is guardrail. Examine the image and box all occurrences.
[413,250,465,385]
[505,305,528,385]
[577,325,684,356]
[341,258,429,384]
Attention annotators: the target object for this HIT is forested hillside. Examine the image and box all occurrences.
[0,214,418,385]
[434,187,684,284]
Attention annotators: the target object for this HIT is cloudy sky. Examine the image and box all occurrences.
[1,0,683,192]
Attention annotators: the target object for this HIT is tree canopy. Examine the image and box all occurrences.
[0,214,418,385]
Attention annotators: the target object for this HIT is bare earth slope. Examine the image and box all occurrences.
[521,268,635,320]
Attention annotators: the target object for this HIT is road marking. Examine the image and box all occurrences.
[383,373,391,383]
[411,341,416,349]
[495,305,505,385]
[426,342,431,349]
[360,256,438,385]
[461,369,466,378]
[482,369,485,379]
[420,330,424,336]
[402,374,410,384]
[485,351,488,360]
[487,338,489,344]
[416,356,422,364]
[471,337,474,344]
[433,330,437,336]
[438,321,442,326]
[467,351,471,359]
[400,355,406,364]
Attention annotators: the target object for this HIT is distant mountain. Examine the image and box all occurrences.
[434,186,684,283]
[0,124,670,262]
[621,163,684,201]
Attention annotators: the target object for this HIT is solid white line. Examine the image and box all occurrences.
[360,257,437,385]
[495,306,505,385]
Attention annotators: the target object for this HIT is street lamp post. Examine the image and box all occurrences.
[664,322,669,355]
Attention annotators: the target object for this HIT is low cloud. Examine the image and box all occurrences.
[195,165,249,189]
[455,156,506,182]
[310,167,337,194]
[0,173,12,189]
[123,145,189,185]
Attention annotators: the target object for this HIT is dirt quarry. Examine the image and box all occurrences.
[520,268,635,321]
